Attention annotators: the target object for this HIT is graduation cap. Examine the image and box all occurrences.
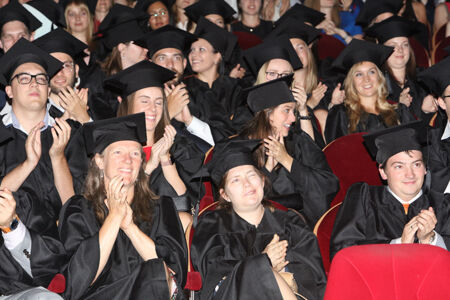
[0,38,62,85]
[135,25,197,58]
[274,3,325,27]
[266,17,321,45]
[194,17,237,63]
[103,60,175,97]
[184,0,236,24]
[243,36,302,77]
[27,0,66,28]
[83,113,147,156]
[363,121,424,165]
[417,56,450,98]
[59,0,97,15]
[356,0,403,28]
[33,28,87,59]
[245,74,295,113]
[196,139,261,187]
[96,4,148,50]
[331,39,393,73]
[364,16,421,44]
[0,0,42,33]
[134,0,174,13]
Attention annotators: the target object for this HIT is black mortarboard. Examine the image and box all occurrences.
[34,28,87,59]
[417,56,450,97]
[266,17,321,45]
[59,0,97,15]
[96,4,147,50]
[194,17,237,62]
[363,121,424,165]
[356,0,403,28]
[184,0,236,24]
[83,113,147,156]
[27,0,66,28]
[364,16,421,44]
[243,36,302,77]
[275,3,325,27]
[134,0,174,13]
[0,38,62,85]
[103,60,175,97]
[245,75,295,113]
[331,39,393,72]
[0,0,42,32]
[135,25,197,58]
[196,139,261,186]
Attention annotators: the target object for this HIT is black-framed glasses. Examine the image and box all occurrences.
[10,72,49,85]
[265,71,292,80]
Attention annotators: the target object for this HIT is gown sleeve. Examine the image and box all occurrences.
[426,127,450,193]
[324,104,349,144]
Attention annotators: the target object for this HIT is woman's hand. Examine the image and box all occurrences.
[49,118,71,160]
[330,83,345,108]
[105,175,128,220]
[159,125,176,158]
[120,204,134,231]
[265,151,278,173]
[308,82,327,109]
[421,95,438,113]
[263,234,289,272]
[165,83,190,120]
[145,138,164,174]
[291,84,308,113]
[229,64,246,79]
[264,134,293,171]
[24,121,44,168]
[399,87,413,107]
[0,188,16,228]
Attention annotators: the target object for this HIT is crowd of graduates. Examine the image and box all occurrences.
[0,0,449,299]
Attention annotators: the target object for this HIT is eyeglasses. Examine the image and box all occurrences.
[149,10,168,18]
[61,61,75,73]
[265,71,292,80]
[10,72,49,85]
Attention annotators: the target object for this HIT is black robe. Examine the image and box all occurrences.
[184,75,244,142]
[425,125,450,193]
[191,206,327,300]
[231,20,274,40]
[330,183,450,260]
[324,103,417,144]
[58,195,188,300]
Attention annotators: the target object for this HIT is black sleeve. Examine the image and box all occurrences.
[324,104,349,144]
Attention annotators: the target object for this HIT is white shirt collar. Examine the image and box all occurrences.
[2,107,54,135]
[442,121,450,140]
[387,186,423,204]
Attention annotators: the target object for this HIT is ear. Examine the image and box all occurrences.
[0,39,3,50]
[219,188,231,202]
[183,58,187,70]
[214,53,222,65]
[437,97,446,111]
[117,43,126,54]
[94,153,105,170]
[29,32,35,42]
[5,85,12,99]
[379,166,388,180]
[117,96,123,103]
[75,63,80,78]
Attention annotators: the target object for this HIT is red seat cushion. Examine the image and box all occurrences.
[317,34,346,60]
[409,37,430,68]
[233,31,263,50]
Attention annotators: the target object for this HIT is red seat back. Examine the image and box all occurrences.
[317,33,346,60]
[432,36,450,64]
[409,37,430,68]
[323,133,382,206]
[325,244,450,300]
[232,31,263,50]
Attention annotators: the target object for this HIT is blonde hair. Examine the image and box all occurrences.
[64,1,94,46]
[343,62,399,133]
[254,59,294,85]
[300,44,318,94]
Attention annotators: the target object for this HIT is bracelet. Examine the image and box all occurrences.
[161,157,173,167]
[298,114,312,120]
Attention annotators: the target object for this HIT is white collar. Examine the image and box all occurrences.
[2,107,54,135]
[442,121,450,140]
[387,186,423,205]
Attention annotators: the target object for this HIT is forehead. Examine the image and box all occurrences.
[386,150,423,165]
[51,52,73,63]
[2,20,28,35]
[66,4,88,14]
[267,58,292,70]
[148,1,168,11]
[191,38,213,49]
[354,61,377,72]
[153,47,183,58]
[385,36,409,45]
[135,86,163,98]
[105,140,142,152]
[12,62,46,76]
[227,164,257,178]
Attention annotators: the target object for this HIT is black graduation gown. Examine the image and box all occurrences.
[231,20,274,40]
[58,195,188,300]
[191,206,327,300]
[330,183,450,260]
[148,134,205,212]
[324,103,417,144]
[425,126,450,193]
[184,75,244,142]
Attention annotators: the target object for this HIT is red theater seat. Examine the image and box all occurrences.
[325,244,450,300]
[409,37,430,68]
[232,31,263,50]
[316,34,346,60]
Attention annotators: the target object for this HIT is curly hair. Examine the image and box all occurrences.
[343,62,399,133]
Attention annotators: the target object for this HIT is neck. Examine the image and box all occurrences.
[146,130,155,146]
[197,69,219,88]
[177,8,188,23]
[72,31,88,44]
[235,204,265,226]
[12,106,46,134]
[96,11,108,23]
[390,67,406,87]
[360,96,378,114]
[242,13,260,27]
[320,6,333,19]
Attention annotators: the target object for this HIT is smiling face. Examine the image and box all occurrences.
[220,164,265,213]
[269,102,296,137]
[50,52,78,94]
[239,0,261,16]
[96,140,143,187]
[188,38,221,74]
[130,87,164,132]
[385,36,410,70]
[351,61,380,98]
[379,150,426,201]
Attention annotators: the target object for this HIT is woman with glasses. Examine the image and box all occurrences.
[135,0,173,31]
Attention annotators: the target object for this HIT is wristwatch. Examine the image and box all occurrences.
[1,216,20,234]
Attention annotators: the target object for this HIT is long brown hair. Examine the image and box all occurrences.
[101,46,123,76]
[344,62,399,133]
[384,43,417,84]
[116,87,171,143]
[83,151,157,225]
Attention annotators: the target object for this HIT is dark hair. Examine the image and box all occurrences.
[83,150,157,225]
[101,46,123,76]
[379,149,424,170]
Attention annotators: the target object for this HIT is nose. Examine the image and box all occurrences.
[166,57,174,68]
[288,110,296,123]
[124,152,132,163]
[405,165,414,178]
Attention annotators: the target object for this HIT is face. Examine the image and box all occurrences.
[352,61,379,98]
[0,21,31,52]
[176,0,196,9]
[66,4,90,33]
[385,37,410,70]
[50,52,78,94]
[96,0,112,13]
[205,14,225,28]
[239,0,261,16]
[148,1,170,30]
[289,38,309,67]
[152,48,186,81]
[120,42,149,68]
[265,58,293,82]
[320,0,335,8]
[6,62,50,114]
[221,165,265,213]
[189,38,221,74]
[269,102,296,137]
[96,140,143,187]
[131,87,164,132]
[379,150,426,201]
